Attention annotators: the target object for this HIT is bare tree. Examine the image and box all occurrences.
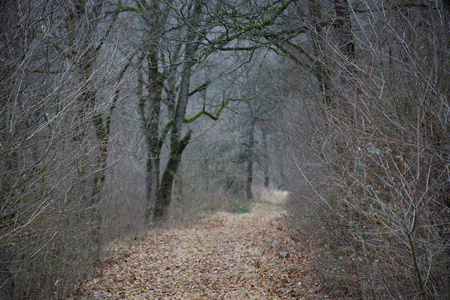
[272,0,449,298]
[0,0,127,298]
[118,0,294,223]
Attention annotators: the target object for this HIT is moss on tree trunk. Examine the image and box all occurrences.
[153,130,192,222]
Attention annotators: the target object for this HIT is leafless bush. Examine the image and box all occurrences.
[0,0,126,298]
[281,1,449,299]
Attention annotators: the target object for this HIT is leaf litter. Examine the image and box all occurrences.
[70,191,327,299]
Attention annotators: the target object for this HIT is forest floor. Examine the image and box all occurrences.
[70,190,328,299]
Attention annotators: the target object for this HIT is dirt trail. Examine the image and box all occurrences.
[71,191,320,299]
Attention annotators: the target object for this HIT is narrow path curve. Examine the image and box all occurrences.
[71,192,322,299]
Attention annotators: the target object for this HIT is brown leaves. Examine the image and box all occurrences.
[69,200,319,299]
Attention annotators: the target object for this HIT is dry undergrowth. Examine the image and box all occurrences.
[70,189,327,299]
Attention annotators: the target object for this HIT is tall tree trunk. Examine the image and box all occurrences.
[90,101,109,262]
[262,129,270,188]
[154,130,191,222]
[81,88,110,263]
[152,48,195,222]
[141,50,164,224]
[333,0,357,121]
[308,0,334,107]
[152,0,202,222]
[71,0,115,260]
[246,107,255,201]
[333,0,355,60]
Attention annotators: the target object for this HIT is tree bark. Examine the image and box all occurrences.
[309,0,334,107]
[152,0,202,222]
[142,50,165,224]
[262,129,270,188]
[333,0,355,60]
[154,130,192,222]
[246,107,255,201]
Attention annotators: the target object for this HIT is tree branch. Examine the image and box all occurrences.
[184,97,254,123]
[188,80,211,97]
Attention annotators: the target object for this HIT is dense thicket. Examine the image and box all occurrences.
[0,0,289,298]
[277,1,449,298]
[0,0,127,297]
[1,0,448,299]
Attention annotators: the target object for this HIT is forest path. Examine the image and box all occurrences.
[71,191,319,299]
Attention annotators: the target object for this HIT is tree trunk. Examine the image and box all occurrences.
[137,49,165,224]
[333,0,355,60]
[88,90,110,263]
[246,107,255,201]
[152,0,202,222]
[154,130,192,222]
[152,43,195,222]
[262,129,270,188]
[308,0,334,107]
